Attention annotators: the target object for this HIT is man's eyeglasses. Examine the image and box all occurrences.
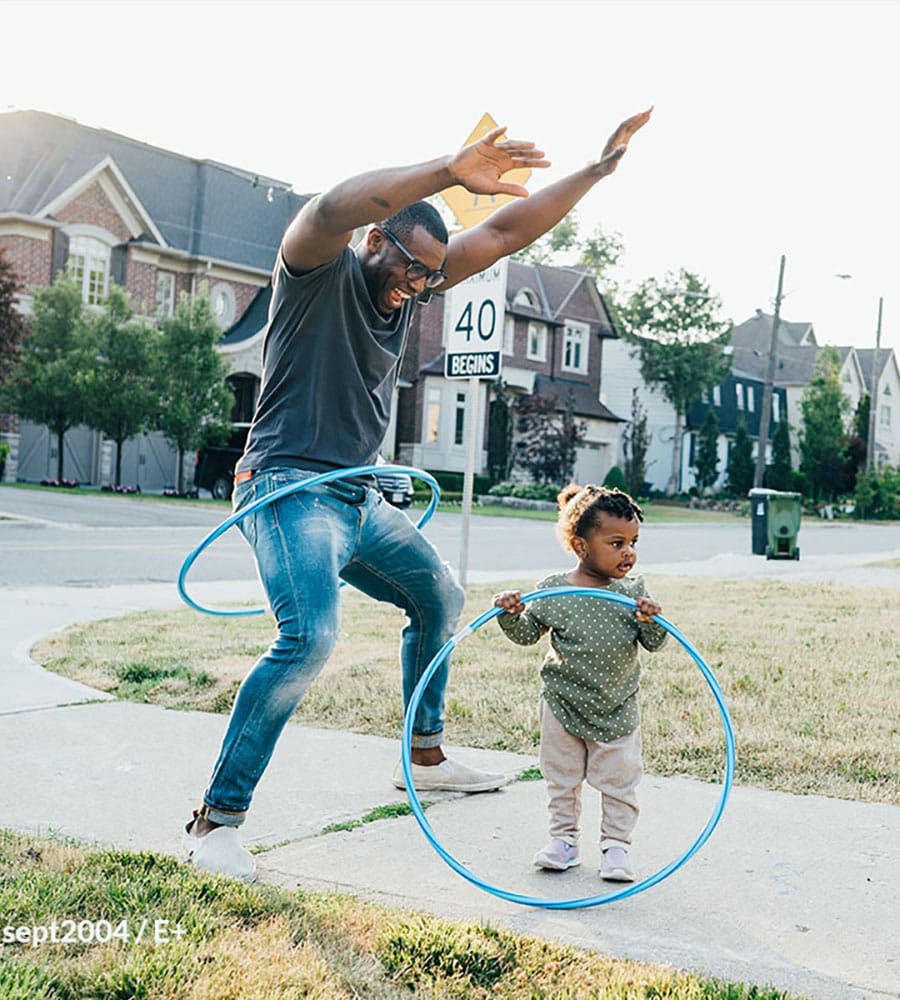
[380,227,447,289]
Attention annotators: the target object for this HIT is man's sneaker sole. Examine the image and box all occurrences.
[392,759,507,793]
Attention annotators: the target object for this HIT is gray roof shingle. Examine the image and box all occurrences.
[0,109,308,272]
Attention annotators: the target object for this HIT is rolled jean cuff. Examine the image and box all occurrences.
[410,729,443,751]
[199,802,246,828]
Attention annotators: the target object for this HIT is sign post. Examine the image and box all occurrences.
[440,112,529,587]
[442,260,507,586]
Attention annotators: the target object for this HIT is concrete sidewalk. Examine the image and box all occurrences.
[1,580,898,1000]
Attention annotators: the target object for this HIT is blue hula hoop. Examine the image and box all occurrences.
[177,465,441,617]
[402,586,736,909]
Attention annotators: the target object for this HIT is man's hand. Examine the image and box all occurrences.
[448,126,551,199]
[590,107,653,178]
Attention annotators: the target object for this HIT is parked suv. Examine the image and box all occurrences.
[194,425,250,499]
[373,456,414,508]
[195,427,414,508]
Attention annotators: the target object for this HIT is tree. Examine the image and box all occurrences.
[82,285,160,486]
[840,394,871,494]
[514,390,585,485]
[154,292,233,493]
[514,212,581,265]
[692,405,720,494]
[853,392,871,445]
[513,211,625,295]
[0,248,26,388]
[725,418,754,497]
[799,346,850,501]
[765,418,794,491]
[621,386,650,499]
[487,379,515,484]
[617,268,732,495]
[5,275,92,481]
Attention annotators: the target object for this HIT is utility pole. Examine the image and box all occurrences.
[865,296,884,472]
[754,255,786,488]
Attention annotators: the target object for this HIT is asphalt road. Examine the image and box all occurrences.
[1,485,899,589]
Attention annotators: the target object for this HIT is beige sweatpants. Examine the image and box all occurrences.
[539,696,643,851]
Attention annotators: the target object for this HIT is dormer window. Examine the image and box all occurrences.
[513,288,539,310]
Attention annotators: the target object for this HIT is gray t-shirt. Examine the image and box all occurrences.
[237,247,417,475]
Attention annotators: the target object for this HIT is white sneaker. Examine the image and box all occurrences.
[183,822,257,882]
[392,758,508,793]
[533,838,581,870]
[600,845,635,882]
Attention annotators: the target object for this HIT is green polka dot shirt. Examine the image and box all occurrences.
[498,573,668,743]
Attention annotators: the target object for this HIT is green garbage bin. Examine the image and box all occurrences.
[765,491,802,560]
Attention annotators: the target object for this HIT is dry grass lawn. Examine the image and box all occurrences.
[35,575,900,804]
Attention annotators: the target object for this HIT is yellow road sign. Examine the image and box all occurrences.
[440,113,532,231]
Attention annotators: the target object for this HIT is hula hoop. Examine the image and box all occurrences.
[177,465,440,616]
[401,586,736,909]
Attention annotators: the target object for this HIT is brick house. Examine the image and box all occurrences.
[0,109,306,487]
[394,259,624,484]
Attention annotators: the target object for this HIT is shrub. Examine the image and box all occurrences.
[486,481,560,502]
[602,465,627,491]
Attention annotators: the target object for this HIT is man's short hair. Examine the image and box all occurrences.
[383,201,448,246]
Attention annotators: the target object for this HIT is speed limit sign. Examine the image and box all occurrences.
[443,258,507,380]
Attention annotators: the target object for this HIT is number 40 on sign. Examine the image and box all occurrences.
[443,259,508,381]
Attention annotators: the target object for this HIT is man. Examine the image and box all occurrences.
[184,109,652,881]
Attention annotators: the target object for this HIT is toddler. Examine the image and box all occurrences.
[494,483,667,881]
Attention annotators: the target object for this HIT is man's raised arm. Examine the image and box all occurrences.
[282,128,550,274]
[442,108,652,288]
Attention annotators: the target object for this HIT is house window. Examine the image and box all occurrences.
[527,322,547,362]
[454,391,466,446]
[746,385,755,412]
[713,385,721,406]
[502,315,515,356]
[156,272,175,318]
[513,288,539,309]
[68,236,109,305]
[880,404,891,427]
[735,383,745,410]
[772,393,781,424]
[426,388,441,444]
[562,320,590,374]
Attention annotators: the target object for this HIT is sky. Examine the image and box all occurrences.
[3,0,897,352]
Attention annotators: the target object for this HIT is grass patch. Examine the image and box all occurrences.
[34,577,900,805]
[0,829,808,1000]
[320,801,431,835]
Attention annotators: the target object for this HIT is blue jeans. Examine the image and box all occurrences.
[201,468,465,826]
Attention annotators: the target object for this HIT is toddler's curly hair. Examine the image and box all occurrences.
[555,483,644,553]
